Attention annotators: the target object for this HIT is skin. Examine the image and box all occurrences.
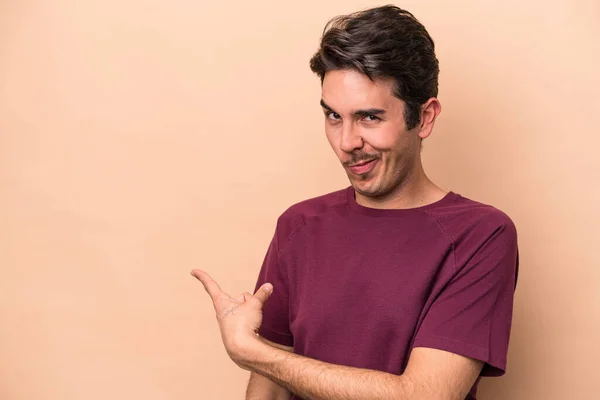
[194,70,483,399]
[321,69,446,209]
[192,270,483,400]
[245,337,293,400]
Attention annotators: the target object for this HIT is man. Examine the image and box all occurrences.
[193,5,518,400]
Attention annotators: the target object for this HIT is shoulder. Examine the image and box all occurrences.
[274,187,349,239]
[427,192,518,253]
[425,193,519,286]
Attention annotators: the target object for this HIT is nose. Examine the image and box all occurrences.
[339,122,364,153]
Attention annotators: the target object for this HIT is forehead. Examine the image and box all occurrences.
[321,69,398,110]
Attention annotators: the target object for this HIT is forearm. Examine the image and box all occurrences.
[193,269,478,400]
[241,342,417,400]
[246,371,291,400]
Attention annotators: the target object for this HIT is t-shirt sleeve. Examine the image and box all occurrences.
[412,218,519,376]
[253,226,294,347]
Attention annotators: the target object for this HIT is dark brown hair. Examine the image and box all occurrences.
[309,5,439,130]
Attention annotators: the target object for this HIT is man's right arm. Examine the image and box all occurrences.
[246,337,293,400]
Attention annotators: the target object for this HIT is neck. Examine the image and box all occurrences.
[355,162,447,210]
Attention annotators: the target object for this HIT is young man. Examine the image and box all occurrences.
[193,5,519,400]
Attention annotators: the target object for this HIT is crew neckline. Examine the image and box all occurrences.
[345,186,458,217]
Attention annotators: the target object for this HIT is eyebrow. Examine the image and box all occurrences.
[320,99,386,117]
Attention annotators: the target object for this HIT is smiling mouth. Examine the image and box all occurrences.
[347,159,377,167]
[346,158,379,175]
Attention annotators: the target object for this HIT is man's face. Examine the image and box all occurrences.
[321,69,422,199]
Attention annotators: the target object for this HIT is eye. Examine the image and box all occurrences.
[326,111,341,120]
[363,115,381,122]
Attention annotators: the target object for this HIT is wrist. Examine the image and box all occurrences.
[228,333,270,370]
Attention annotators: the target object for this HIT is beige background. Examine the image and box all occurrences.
[1,0,599,399]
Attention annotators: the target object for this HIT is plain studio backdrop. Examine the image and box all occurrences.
[1,0,599,399]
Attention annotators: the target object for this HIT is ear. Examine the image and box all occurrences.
[417,98,442,139]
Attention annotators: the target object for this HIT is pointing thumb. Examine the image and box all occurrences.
[252,283,273,306]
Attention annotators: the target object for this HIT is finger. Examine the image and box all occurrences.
[191,269,223,301]
[251,283,273,307]
[234,292,252,303]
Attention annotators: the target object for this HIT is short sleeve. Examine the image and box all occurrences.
[254,227,294,347]
[412,220,519,376]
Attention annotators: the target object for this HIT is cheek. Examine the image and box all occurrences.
[361,126,401,151]
[324,126,342,153]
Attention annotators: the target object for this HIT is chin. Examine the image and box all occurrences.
[350,177,387,198]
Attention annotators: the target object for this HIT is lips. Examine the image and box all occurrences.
[347,158,378,175]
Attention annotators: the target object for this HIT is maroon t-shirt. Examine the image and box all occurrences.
[254,186,519,399]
